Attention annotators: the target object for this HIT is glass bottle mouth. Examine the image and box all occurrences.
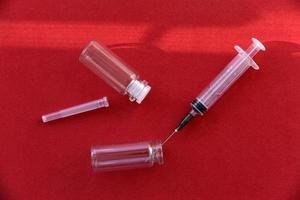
[149,141,164,165]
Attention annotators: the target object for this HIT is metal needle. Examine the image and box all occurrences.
[162,130,177,145]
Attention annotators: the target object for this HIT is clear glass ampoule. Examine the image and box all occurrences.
[91,141,163,171]
[80,41,151,104]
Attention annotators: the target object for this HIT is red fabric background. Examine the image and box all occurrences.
[0,1,300,199]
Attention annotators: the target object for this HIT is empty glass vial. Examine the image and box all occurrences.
[79,41,151,104]
[91,141,163,171]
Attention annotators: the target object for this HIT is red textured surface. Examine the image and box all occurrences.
[0,1,300,200]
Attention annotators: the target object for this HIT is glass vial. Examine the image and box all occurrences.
[91,141,163,171]
[79,41,151,104]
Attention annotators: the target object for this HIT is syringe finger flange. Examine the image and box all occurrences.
[234,45,259,70]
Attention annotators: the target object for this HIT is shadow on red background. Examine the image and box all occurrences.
[0,0,261,25]
[0,0,263,45]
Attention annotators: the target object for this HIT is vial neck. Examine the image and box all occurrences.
[149,142,164,165]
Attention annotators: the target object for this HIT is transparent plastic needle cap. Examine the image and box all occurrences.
[42,97,109,123]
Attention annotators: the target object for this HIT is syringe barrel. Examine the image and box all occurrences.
[193,38,265,112]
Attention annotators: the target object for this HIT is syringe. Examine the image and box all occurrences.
[163,38,266,145]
